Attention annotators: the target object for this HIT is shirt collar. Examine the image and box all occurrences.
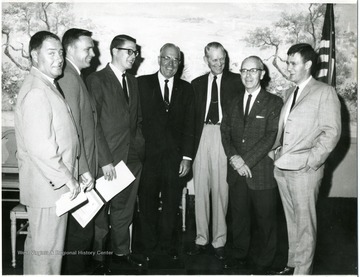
[32,66,55,84]
[297,76,312,92]
[209,72,223,81]
[66,58,81,75]
[245,86,261,97]
[109,62,126,77]
[158,71,174,85]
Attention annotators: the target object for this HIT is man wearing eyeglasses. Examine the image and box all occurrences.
[137,43,195,261]
[186,42,244,260]
[221,56,283,274]
[86,34,145,271]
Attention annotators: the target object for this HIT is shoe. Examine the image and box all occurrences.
[112,254,144,267]
[214,247,226,260]
[91,261,111,275]
[167,248,179,260]
[270,266,295,275]
[186,244,207,256]
[223,258,247,269]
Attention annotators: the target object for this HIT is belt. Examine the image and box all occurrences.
[204,121,220,125]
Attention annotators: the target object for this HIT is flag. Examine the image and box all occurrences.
[315,4,336,87]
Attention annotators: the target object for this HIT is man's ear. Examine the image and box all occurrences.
[31,50,38,65]
[305,60,312,71]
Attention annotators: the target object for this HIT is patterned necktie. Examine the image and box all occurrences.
[244,93,252,125]
[122,73,129,104]
[53,80,65,98]
[164,79,170,112]
[206,75,219,124]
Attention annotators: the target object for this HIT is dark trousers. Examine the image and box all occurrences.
[229,177,277,268]
[93,149,142,261]
[138,150,184,254]
[62,215,94,274]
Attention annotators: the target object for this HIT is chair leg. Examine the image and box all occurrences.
[10,212,16,268]
[182,187,187,232]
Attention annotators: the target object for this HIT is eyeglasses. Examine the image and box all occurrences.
[161,56,181,65]
[239,68,263,75]
[116,47,139,57]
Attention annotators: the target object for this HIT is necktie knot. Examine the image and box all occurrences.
[165,79,169,84]
[213,75,217,81]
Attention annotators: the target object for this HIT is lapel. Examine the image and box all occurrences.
[199,74,210,120]
[169,76,181,111]
[31,67,65,101]
[245,89,267,126]
[105,64,129,111]
[291,78,315,111]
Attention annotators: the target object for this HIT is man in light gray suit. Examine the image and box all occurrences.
[15,31,81,274]
[269,43,341,275]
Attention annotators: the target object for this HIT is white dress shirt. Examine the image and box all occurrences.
[243,86,261,115]
[204,72,223,123]
[158,72,174,102]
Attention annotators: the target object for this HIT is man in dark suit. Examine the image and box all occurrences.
[269,43,341,275]
[187,42,243,260]
[221,56,283,274]
[58,28,98,274]
[15,31,81,274]
[86,34,145,270]
[137,43,195,260]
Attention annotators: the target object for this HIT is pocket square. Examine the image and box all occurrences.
[256,115,265,119]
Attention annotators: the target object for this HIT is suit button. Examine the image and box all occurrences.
[242,139,245,143]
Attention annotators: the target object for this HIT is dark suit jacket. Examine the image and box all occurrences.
[137,72,195,160]
[86,63,145,177]
[58,61,98,177]
[192,71,244,156]
[221,88,283,190]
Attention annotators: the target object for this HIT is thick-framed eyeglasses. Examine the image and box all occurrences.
[161,56,181,65]
[116,47,139,57]
[240,68,263,75]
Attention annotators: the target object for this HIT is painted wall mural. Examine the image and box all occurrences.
[2,2,357,124]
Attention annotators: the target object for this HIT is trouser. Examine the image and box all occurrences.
[193,124,228,248]
[24,206,67,275]
[274,165,323,275]
[229,177,277,267]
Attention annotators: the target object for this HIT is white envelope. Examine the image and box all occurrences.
[55,190,87,217]
[95,160,135,202]
[71,189,104,228]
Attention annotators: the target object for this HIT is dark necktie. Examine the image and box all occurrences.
[244,93,252,125]
[122,73,129,104]
[206,75,219,124]
[53,80,65,98]
[164,79,170,112]
[290,86,299,111]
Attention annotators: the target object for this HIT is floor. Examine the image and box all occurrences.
[2,194,358,275]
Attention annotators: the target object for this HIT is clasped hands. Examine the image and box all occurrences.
[65,171,95,200]
[230,155,252,178]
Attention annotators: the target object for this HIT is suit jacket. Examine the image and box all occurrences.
[221,88,283,190]
[137,72,195,159]
[269,77,341,171]
[86,63,145,176]
[192,71,244,156]
[15,67,80,207]
[58,61,98,177]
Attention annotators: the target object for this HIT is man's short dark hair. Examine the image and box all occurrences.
[110,34,136,57]
[62,28,92,51]
[29,31,60,61]
[287,43,317,72]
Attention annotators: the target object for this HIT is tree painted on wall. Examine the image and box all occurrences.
[243,3,357,121]
[2,2,74,110]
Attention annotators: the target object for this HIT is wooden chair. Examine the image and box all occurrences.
[2,128,28,268]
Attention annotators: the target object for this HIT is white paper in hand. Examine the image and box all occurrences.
[71,189,104,228]
[55,190,87,217]
[96,161,135,202]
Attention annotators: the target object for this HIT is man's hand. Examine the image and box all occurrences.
[80,171,95,192]
[179,159,191,177]
[66,178,81,200]
[230,155,245,170]
[236,164,252,178]
[102,163,116,181]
